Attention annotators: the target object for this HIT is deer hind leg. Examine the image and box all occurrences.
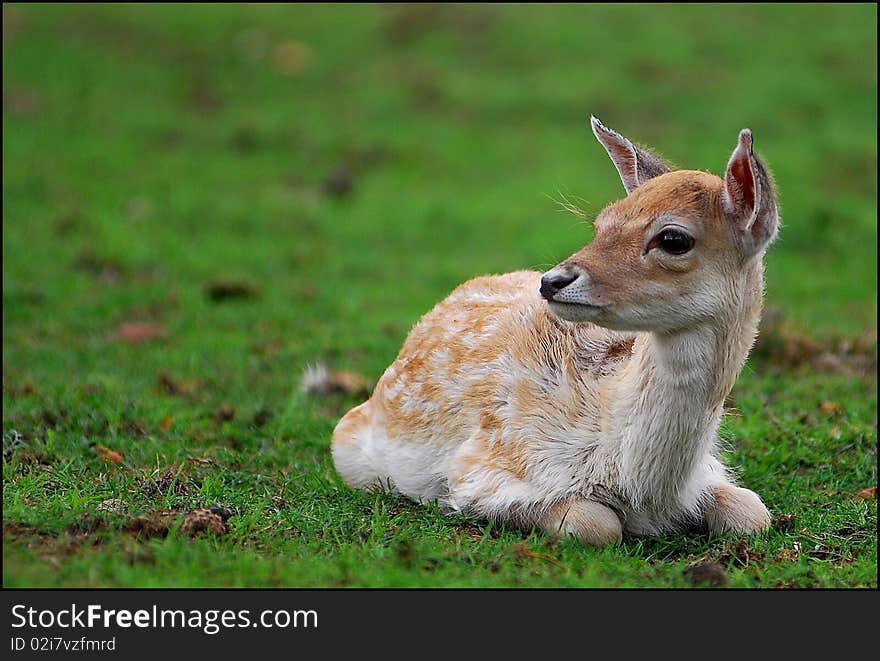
[448,432,623,547]
[331,401,384,489]
[703,483,771,535]
[446,430,547,521]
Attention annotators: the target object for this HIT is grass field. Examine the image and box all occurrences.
[3,4,877,588]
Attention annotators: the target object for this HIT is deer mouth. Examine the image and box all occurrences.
[546,300,607,322]
[549,300,604,309]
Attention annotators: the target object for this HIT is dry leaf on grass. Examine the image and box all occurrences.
[95,445,123,464]
[855,486,876,501]
[819,401,844,416]
[300,363,371,397]
[114,322,167,344]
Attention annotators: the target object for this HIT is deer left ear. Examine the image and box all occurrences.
[722,129,779,257]
[590,116,672,194]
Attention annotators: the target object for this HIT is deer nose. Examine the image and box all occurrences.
[540,271,578,301]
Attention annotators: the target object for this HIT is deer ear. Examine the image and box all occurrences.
[590,116,672,194]
[722,129,779,257]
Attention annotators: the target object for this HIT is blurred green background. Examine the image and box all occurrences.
[2,4,876,587]
[4,4,876,346]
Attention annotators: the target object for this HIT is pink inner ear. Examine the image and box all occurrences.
[726,152,756,224]
[605,141,637,184]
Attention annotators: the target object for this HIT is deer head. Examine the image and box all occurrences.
[540,117,779,333]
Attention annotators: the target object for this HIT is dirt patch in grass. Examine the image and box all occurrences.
[675,537,769,574]
[72,253,127,283]
[180,509,228,537]
[300,364,371,397]
[124,505,233,541]
[4,456,56,482]
[4,86,44,119]
[155,372,205,397]
[772,514,797,532]
[753,309,876,377]
[204,280,260,303]
[790,526,872,564]
[213,405,236,424]
[5,504,234,553]
[119,419,149,438]
[188,73,223,113]
[251,408,273,428]
[96,498,126,515]
[322,167,355,198]
[3,517,108,557]
[3,432,57,475]
[36,408,71,430]
[510,542,564,569]
[123,512,177,540]
[717,540,765,569]
[4,522,59,545]
[452,522,491,543]
[449,519,514,543]
[382,4,495,46]
[2,380,38,397]
[69,514,111,535]
[683,561,729,587]
[134,465,191,499]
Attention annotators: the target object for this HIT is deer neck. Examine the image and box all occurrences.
[611,261,764,510]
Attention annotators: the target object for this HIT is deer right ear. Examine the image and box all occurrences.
[590,116,672,194]
[722,129,779,257]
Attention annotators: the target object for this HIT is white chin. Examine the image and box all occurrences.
[547,301,604,323]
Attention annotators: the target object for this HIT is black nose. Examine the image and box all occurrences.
[540,272,578,301]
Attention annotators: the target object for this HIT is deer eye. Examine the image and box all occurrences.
[656,229,694,255]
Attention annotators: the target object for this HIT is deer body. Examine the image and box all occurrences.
[332,118,778,545]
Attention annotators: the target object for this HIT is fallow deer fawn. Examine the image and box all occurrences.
[331,117,777,545]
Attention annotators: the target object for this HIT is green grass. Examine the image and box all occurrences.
[3,3,876,588]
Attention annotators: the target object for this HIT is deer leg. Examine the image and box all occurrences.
[448,433,623,546]
[537,500,623,546]
[703,483,771,535]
